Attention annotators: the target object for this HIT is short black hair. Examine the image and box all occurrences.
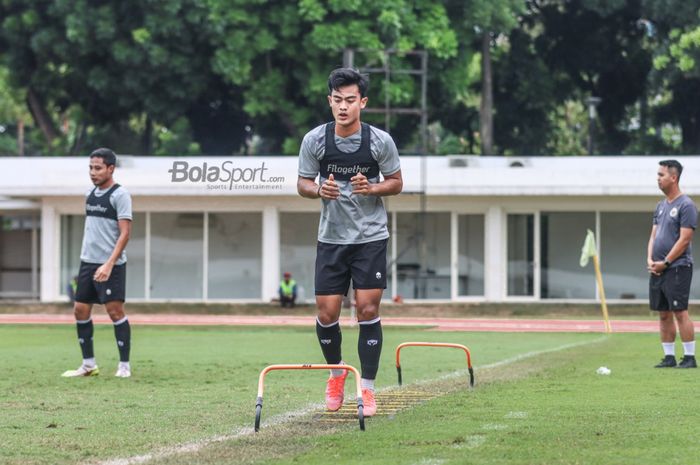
[659,159,683,180]
[327,67,369,98]
[89,148,117,166]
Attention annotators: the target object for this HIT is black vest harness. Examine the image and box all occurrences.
[320,122,379,181]
[85,183,120,221]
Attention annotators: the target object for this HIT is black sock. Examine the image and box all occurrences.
[358,318,383,380]
[76,319,94,359]
[113,317,131,362]
[316,319,342,364]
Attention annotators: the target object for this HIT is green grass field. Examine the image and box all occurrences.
[1,324,698,465]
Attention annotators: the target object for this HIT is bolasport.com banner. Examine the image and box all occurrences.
[167,160,286,191]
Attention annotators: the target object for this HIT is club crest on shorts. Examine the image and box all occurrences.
[106,289,112,296]
[376,272,382,280]
[670,207,678,218]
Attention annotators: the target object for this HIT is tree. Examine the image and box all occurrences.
[457,0,525,155]
[647,1,700,153]
[0,0,215,154]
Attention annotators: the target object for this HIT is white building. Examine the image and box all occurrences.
[1,155,698,304]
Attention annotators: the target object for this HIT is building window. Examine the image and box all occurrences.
[599,212,649,300]
[208,213,262,299]
[125,213,146,299]
[396,212,450,299]
[60,215,84,297]
[540,212,596,299]
[457,214,485,296]
[151,213,203,299]
[280,213,318,302]
[1,215,40,298]
[507,214,534,296]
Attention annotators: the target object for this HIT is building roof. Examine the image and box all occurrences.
[0,155,697,198]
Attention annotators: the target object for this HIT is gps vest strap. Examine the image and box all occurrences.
[320,122,379,181]
[86,183,120,221]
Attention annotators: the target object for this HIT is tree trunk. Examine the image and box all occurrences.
[480,32,494,155]
[17,119,25,156]
[142,116,153,154]
[26,88,59,146]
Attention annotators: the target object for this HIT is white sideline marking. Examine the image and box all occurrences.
[94,336,606,465]
[481,423,508,430]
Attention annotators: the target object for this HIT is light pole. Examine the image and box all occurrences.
[586,96,602,155]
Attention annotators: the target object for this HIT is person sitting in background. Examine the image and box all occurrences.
[279,272,297,308]
[67,275,78,304]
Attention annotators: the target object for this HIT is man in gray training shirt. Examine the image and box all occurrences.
[62,148,133,378]
[298,68,402,417]
[648,159,697,368]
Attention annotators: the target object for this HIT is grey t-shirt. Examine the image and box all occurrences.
[80,185,133,265]
[298,123,401,244]
[652,194,697,267]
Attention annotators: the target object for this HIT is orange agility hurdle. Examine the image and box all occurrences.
[255,364,364,432]
[395,342,474,387]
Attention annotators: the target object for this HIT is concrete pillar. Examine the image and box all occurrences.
[261,206,280,302]
[40,203,58,302]
[484,205,505,301]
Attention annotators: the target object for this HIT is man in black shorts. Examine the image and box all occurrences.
[647,159,697,368]
[62,148,133,378]
[297,68,403,416]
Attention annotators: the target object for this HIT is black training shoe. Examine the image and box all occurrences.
[676,355,697,369]
[654,355,677,368]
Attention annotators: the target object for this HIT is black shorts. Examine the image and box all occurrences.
[74,261,127,304]
[315,239,388,295]
[649,264,692,311]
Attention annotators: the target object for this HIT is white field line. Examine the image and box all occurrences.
[94,336,607,465]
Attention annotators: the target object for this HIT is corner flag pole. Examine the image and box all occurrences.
[591,254,612,333]
[580,229,612,333]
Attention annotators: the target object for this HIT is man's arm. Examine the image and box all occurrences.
[351,170,403,196]
[646,225,657,270]
[297,176,322,199]
[94,219,131,282]
[663,227,694,263]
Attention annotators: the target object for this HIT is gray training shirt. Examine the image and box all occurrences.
[652,194,698,267]
[80,185,133,265]
[298,123,401,245]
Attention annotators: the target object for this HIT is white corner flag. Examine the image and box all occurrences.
[579,229,611,333]
[580,229,597,267]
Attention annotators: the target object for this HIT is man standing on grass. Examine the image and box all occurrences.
[62,148,133,378]
[297,68,403,416]
[648,159,697,368]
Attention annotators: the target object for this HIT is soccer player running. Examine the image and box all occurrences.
[297,68,403,416]
[648,159,697,369]
[62,148,133,378]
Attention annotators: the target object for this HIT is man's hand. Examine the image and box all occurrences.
[320,173,340,200]
[94,263,114,282]
[351,172,372,195]
[648,260,667,276]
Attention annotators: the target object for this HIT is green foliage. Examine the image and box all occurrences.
[546,100,588,156]
[1,0,700,155]
[656,25,700,74]
[154,117,201,156]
